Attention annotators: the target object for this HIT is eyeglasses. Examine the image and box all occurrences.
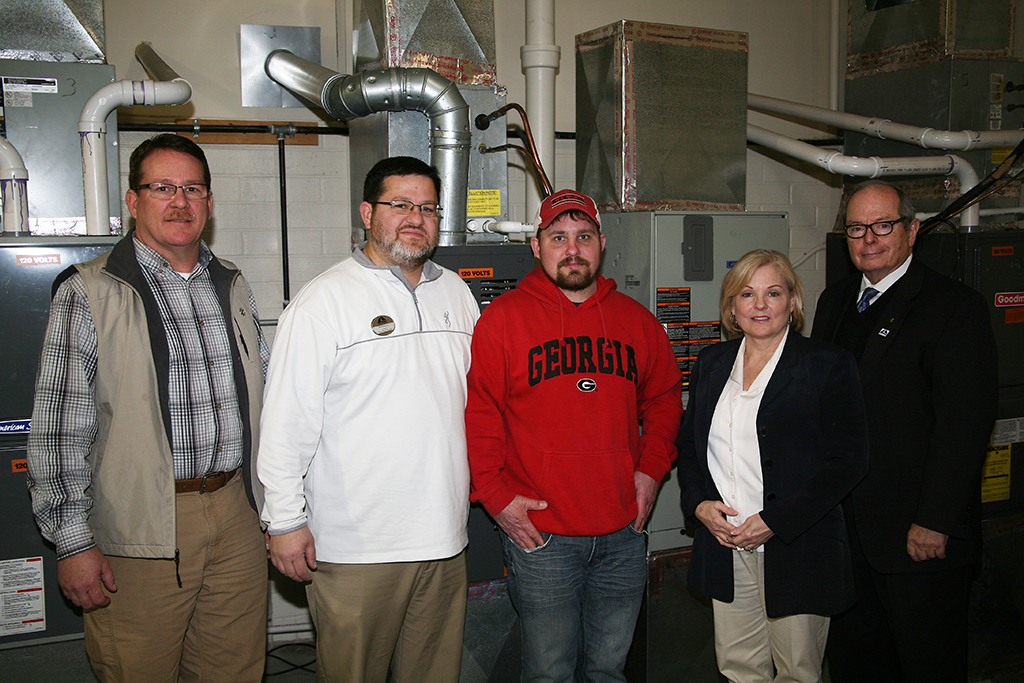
[134,183,210,200]
[372,200,442,218]
[844,218,904,239]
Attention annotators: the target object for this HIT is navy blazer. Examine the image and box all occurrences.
[676,329,869,618]
[812,259,998,573]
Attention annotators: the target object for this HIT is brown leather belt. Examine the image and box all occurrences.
[175,468,238,494]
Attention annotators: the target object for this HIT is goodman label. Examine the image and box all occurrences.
[995,292,1024,308]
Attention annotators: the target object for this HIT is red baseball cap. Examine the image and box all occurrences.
[535,189,601,232]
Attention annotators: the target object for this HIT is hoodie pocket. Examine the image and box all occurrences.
[538,449,636,531]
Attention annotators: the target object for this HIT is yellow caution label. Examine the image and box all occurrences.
[468,189,502,216]
[982,444,1011,503]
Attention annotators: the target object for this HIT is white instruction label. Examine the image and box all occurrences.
[0,557,45,636]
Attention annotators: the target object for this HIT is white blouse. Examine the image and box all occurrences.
[706,334,788,552]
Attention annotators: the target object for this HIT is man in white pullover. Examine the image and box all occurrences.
[258,156,479,683]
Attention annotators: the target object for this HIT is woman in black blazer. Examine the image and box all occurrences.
[676,249,869,683]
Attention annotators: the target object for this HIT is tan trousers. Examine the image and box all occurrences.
[84,474,267,683]
[713,550,830,683]
[306,551,467,683]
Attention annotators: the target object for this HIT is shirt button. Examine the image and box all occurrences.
[209,361,215,367]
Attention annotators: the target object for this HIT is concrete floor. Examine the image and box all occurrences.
[4,515,1023,683]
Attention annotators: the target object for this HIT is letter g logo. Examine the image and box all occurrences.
[577,378,597,392]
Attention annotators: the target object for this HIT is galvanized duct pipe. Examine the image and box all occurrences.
[749,93,1024,151]
[0,136,29,235]
[747,123,981,229]
[79,43,192,235]
[265,50,471,246]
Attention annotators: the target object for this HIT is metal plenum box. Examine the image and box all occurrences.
[847,0,1015,79]
[576,21,748,214]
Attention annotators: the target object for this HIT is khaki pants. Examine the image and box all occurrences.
[306,552,467,683]
[713,550,830,683]
[84,474,267,683]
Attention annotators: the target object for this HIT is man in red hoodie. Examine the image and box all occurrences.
[466,189,684,682]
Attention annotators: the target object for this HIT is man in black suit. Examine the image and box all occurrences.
[812,180,998,683]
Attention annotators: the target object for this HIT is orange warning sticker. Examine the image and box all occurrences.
[1006,308,1024,324]
[459,268,494,279]
[993,246,1014,256]
[11,458,28,473]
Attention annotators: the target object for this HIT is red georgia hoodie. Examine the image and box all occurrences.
[466,268,684,537]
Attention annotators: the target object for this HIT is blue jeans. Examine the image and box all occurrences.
[502,525,647,683]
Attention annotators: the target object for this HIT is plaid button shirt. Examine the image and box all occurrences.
[27,238,270,559]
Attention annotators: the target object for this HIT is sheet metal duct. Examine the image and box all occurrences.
[0,0,105,63]
[353,0,496,85]
[576,21,748,213]
[265,50,471,246]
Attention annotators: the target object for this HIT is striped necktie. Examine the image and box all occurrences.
[857,287,879,313]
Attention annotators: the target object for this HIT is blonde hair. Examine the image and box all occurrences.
[720,249,805,336]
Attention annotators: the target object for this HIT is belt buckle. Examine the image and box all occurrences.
[199,472,219,494]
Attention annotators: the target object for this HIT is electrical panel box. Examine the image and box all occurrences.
[600,211,790,551]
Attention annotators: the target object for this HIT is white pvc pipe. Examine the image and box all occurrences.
[747,123,981,228]
[829,0,842,112]
[522,0,559,220]
[749,93,1024,151]
[0,136,29,235]
[80,78,192,235]
[979,207,1024,216]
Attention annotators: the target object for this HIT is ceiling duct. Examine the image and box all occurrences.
[0,0,105,63]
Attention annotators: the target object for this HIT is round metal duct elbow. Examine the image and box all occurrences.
[265,51,471,245]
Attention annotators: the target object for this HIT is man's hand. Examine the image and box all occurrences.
[57,547,116,610]
[268,527,317,582]
[494,495,548,549]
[907,523,948,562]
[633,471,659,531]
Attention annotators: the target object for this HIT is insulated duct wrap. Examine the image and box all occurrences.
[353,0,496,85]
[576,21,748,213]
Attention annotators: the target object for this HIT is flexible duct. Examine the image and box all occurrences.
[747,123,981,229]
[0,136,29,235]
[80,44,192,235]
[265,50,471,246]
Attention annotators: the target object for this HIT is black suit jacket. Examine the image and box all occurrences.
[811,259,998,574]
[676,329,869,618]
